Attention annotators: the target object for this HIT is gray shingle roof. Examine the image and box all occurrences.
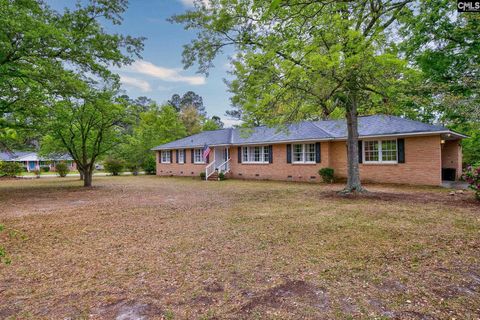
[152,115,463,150]
[0,151,34,161]
[0,151,73,162]
[316,115,448,138]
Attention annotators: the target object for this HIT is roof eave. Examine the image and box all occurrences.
[329,130,467,140]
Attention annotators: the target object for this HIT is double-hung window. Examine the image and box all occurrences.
[178,150,185,164]
[194,148,204,163]
[161,150,171,163]
[363,139,397,163]
[292,143,316,163]
[241,146,269,163]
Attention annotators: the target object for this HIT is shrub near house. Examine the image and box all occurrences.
[104,158,124,176]
[55,162,70,177]
[463,164,480,200]
[0,161,23,177]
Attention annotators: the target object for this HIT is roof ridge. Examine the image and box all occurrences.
[308,121,335,138]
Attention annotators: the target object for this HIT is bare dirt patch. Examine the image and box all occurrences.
[238,279,329,315]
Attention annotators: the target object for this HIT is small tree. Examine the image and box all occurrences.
[104,158,124,176]
[55,162,69,178]
[0,161,23,177]
[43,89,128,187]
[142,156,156,175]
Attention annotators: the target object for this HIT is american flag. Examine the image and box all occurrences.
[202,144,211,160]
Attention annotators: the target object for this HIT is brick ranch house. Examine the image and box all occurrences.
[152,115,466,186]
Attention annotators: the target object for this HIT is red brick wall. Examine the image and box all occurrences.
[156,149,205,177]
[329,135,442,185]
[156,135,449,186]
[228,143,330,182]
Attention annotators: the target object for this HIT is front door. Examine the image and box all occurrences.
[214,147,229,170]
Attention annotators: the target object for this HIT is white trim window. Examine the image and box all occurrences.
[364,139,398,163]
[292,143,315,163]
[194,148,204,164]
[161,150,171,163]
[178,150,185,164]
[241,146,269,163]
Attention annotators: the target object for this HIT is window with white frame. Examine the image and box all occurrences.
[178,150,185,163]
[241,146,269,163]
[194,148,204,163]
[292,143,316,163]
[161,150,171,163]
[363,139,397,163]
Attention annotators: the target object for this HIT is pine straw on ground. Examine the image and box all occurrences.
[0,176,479,319]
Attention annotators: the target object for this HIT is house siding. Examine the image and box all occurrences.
[329,135,442,185]
[229,143,330,182]
[156,135,447,186]
[156,149,205,177]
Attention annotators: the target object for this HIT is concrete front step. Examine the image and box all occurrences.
[207,173,219,181]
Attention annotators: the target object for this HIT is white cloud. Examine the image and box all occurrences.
[125,60,206,86]
[179,0,195,6]
[178,0,211,8]
[222,118,243,128]
[119,75,152,92]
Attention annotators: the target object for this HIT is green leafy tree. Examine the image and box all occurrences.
[168,91,206,115]
[172,0,416,193]
[399,1,480,165]
[180,105,203,136]
[114,105,187,172]
[203,116,224,131]
[0,0,143,140]
[104,158,124,176]
[41,89,127,187]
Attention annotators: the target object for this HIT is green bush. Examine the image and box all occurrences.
[0,161,23,177]
[41,166,50,173]
[142,156,156,175]
[199,171,206,180]
[218,172,225,181]
[104,158,124,176]
[33,169,41,178]
[55,162,69,177]
[319,167,335,183]
[462,164,480,200]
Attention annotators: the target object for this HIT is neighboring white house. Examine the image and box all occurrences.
[0,151,76,172]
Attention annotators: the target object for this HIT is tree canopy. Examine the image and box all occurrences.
[168,91,206,115]
[399,1,480,164]
[0,0,144,139]
[41,89,128,187]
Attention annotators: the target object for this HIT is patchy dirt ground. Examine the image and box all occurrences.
[0,176,479,319]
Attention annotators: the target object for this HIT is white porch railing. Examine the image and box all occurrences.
[205,161,216,179]
[205,158,231,180]
[217,158,231,173]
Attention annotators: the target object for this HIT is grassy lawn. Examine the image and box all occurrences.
[0,176,479,319]
[19,171,59,176]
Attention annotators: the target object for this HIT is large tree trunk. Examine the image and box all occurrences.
[343,92,366,194]
[79,169,84,181]
[83,167,93,187]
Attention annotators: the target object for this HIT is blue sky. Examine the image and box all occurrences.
[48,0,237,126]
